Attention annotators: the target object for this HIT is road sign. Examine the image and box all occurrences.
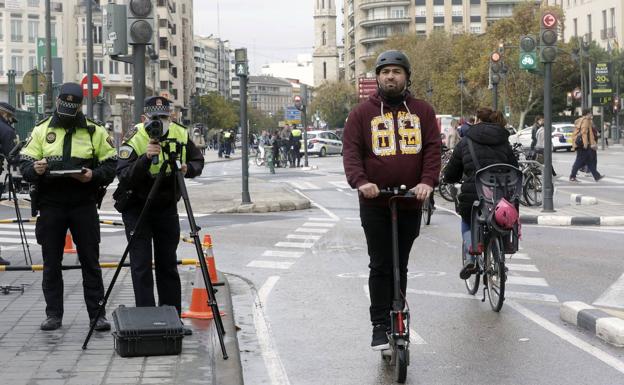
[592,63,613,106]
[285,107,302,124]
[358,77,377,100]
[573,87,582,100]
[520,53,537,70]
[81,75,103,98]
[36,38,57,71]
[542,12,557,29]
[22,69,47,94]
[25,95,45,114]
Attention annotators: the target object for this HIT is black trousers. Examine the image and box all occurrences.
[122,203,182,315]
[36,203,104,320]
[570,147,600,180]
[360,205,421,327]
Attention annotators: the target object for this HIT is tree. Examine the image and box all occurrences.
[248,107,280,135]
[309,81,357,128]
[196,92,238,130]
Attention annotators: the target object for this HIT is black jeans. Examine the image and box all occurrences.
[570,147,600,180]
[360,205,421,327]
[36,203,104,320]
[122,203,182,315]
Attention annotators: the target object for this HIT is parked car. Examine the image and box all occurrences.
[306,130,343,157]
[508,123,575,152]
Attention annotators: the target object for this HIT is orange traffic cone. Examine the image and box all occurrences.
[181,263,225,320]
[202,234,220,284]
[64,233,77,254]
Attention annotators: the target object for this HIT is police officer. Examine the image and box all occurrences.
[19,83,117,331]
[223,129,233,158]
[114,96,204,321]
[289,126,302,167]
[0,102,18,266]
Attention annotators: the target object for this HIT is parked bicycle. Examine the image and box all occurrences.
[512,143,543,207]
[438,145,455,202]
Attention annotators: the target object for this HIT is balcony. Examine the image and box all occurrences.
[359,52,376,61]
[360,0,410,10]
[360,35,390,45]
[359,16,410,28]
[601,27,616,40]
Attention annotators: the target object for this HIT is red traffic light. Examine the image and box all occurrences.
[542,12,558,29]
[491,52,501,62]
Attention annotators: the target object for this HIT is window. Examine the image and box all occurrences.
[50,22,56,39]
[94,25,102,44]
[452,5,463,17]
[11,55,23,75]
[470,4,480,17]
[160,81,168,90]
[373,25,387,37]
[28,20,38,43]
[602,9,607,31]
[160,59,168,69]
[433,6,444,17]
[27,0,39,7]
[11,19,22,42]
[0,19,3,40]
[573,18,578,37]
[415,6,426,17]
[159,19,168,28]
[323,62,326,80]
[322,30,326,45]
[587,14,592,41]
[95,59,103,74]
[470,22,481,34]
[125,62,133,74]
[109,60,119,74]
[390,7,405,18]
[28,56,36,69]
[0,55,4,75]
[369,7,386,20]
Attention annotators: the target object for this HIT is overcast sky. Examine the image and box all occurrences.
[193,0,343,74]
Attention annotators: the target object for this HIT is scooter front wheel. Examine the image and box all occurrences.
[395,347,409,383]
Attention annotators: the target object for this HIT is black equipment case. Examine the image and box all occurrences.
[112,305,184,357]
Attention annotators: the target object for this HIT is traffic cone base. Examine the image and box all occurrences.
[64,233,77,254]
[182,264,226,320]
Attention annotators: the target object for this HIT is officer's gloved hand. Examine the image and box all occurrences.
[146,140,161,160]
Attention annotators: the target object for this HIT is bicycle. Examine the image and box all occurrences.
[377,186,421,383]
[463,163,522,312]
[438,145,456,202]
[512,143,543,207]
[421,193,434,226]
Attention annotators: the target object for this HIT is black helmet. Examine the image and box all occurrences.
[375,50,411,76]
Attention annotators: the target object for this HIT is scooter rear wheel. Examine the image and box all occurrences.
[395,348,408,383]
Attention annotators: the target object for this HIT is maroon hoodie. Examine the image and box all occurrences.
[342,92,441,207]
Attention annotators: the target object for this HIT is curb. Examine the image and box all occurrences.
[560,301,624,347]
[570,194,597,205]
[520,215,624,226]
[215,199,311,214]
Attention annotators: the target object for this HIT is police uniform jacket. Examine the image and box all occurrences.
[115,122,204,207]
[0,115,17,160]
[19,113,118,206]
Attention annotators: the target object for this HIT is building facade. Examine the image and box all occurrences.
[260,54,314,86]
[342,0,539,82]
[194,35,231,98]
[313,0,339,85]
[555,0,624,51]
[248,75,293,116]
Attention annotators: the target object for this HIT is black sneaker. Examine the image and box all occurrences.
[90,317,111,332]
[40,316,62,331]
[371,324,390,351]
[459,263,476,280]
[595,174,605,182]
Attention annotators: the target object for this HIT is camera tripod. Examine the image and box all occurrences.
[0,147,33,266]
[82,139,228,359]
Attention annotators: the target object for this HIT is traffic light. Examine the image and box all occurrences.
[614,96,620,112]
[519,35,537,70]
[489,51,502,85]
[104,4,128,55]
[540,12,558,63]
[127,0,154,45]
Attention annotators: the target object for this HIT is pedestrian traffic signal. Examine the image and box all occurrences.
[489,52,502,85]
[519,35,537,70]
[127,0,153,45]
[540,12,558,63]
[104,4,128,55]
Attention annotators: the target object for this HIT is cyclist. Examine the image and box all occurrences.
[442,107,518,279]
[343,50,441,350]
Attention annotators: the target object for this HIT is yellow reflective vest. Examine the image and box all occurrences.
[124,122,188,176]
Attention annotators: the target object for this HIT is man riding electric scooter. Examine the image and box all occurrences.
[342,50,441,351]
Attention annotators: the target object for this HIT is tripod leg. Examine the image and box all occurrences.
[174,169,228,360]
[82,163,169,350]
[8,173,32,265]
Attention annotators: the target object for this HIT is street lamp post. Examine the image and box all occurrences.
[235,48,251,204]
[458,72,466,119]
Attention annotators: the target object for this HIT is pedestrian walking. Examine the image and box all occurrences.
[569,108,603,182]
[530,115,544,151]
[342,50,441,350]
[446,119,460,149]
[113,96,204,324]
[19,82,118,331]
[0,102,18,266]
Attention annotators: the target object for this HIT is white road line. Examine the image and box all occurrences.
[0,224,36,230]
[295,227,328,234]
[293,189,340,221]
[97,210,209,218]
[247,260,294,270]
[506,276,549,287]
[308,217,339,222]
[262,250,303,259]
[0,230,35,236]
[599,177,624,184]
[329,181,351,189]
[286,234,321,241]
[505,291,559,303]
[506,263,539,272]
[254,276,291,385]
[507,300,624,375]
[274,242,314,249]
[301,222,336,228]
[593,272,624,310]
[364,286,427,345]
[287,181,306,190]
[508,253,530,260]
[406,288,479,301]
[0,237,37,244]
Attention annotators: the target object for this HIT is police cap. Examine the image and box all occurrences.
[144,96,171,118]
[0,102,17,122]
[57,82,83,117]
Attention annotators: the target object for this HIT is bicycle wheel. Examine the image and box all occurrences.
[463,251,480,295]
[438,183,455,202]
[394,347,408,383]
[485,236,506,312]
[255,151,264,166]
[524,172,543,207]
[421,197,432,225]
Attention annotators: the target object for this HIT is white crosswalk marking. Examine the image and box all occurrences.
[262,250,303,258]
[593,272,624,310]
[301,222,335,228]
[0,237,36,245]
[505,291,559,303]
[508,253,530,260]
[285,180,320,190]
[275,241,314,249]
[506,263,539,272]
[308,217,339,222]
[295,227,328,234]
[286,234,321,241]
[506,276,549,287]
[329,181,352,189]
[247,260,294,269]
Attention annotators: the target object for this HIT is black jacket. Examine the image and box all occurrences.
[443,122,518,223]
[0,115,17,160]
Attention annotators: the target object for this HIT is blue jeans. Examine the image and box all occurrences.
[461,220,474,264]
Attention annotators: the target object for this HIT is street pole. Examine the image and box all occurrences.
[542,61,554,212]
[44,0,53,116]
[240,75,251,204]
[459,72,464,119]
[132,45,146,123]
[302,105,309,167]
[33,71,39,120]
[600,106,605,150]
[86,0,94,118]
[492,83,498,111]
[617,74,621,143]
[8,70,16,107]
